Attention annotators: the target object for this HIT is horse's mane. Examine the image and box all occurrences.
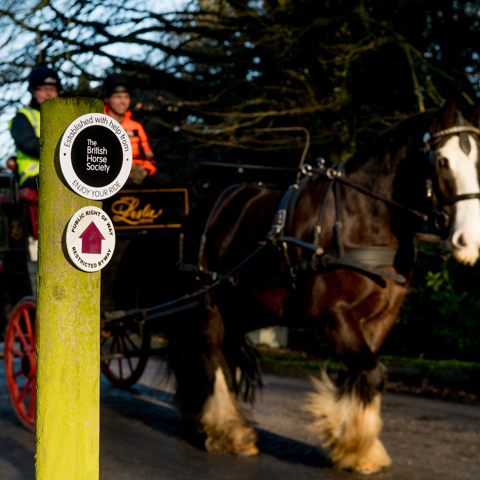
[344,108,438,175]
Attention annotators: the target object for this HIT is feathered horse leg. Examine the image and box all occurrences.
[304,305,391,474]
[169,302,258,456]
[305,364,390,474]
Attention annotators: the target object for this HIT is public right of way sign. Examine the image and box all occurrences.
[66,206,116,272]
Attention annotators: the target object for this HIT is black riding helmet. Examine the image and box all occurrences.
[101,73,132,98]
[28,64,61,92]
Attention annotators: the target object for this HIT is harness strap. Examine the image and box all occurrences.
[282,237,405,287]
[267,184,298,241]
[333,165,344,258]
[442,192,480,205]
[320,254,406,286]
[267,174,312,241]
[312,167,429,222]
[341,246,399,267]
[424,125,480,142]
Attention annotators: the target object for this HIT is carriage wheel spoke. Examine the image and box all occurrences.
[119,335,134,373]
[13,369,24,379]
[123,332,140,352]
[118,357,123,379]
[112,335,125,379]
[14,323,31,353]
[106,334,118,358]
[100,328,149,389]
[9,347,24,358]
[18,378,32,404]
[113,335,122,353]
[22,309,34,347]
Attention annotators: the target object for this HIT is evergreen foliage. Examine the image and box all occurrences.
[2,0,480,164]
[384,242,480,362]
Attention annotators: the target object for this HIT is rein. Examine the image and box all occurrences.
[310,166,429,222]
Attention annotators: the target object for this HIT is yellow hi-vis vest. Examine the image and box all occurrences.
[9,107,40,186]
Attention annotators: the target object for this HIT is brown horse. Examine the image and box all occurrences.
[167,102,480,473]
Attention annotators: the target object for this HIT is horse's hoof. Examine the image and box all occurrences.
[354,461,381,475]
[237,443,259,457]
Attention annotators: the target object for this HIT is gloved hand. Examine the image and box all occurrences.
[129,164,148,184]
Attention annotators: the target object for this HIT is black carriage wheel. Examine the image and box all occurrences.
[100,323,150,388]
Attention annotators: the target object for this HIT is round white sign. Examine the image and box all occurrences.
[66,206,116,272]
[59,113,132,200]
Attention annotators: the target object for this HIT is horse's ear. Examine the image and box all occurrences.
[441,100,458,125]
[469,106,480,128]
[432,100,457,132]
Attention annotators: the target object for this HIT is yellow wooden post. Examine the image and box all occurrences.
[36,97,103,479]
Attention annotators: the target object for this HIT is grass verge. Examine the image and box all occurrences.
[256,346,480,403]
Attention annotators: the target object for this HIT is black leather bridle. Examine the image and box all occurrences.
[423,125,480,232]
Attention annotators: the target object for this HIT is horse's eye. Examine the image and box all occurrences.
[437,157,449,168]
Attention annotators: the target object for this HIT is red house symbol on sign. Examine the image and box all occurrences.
[79,221,105,254]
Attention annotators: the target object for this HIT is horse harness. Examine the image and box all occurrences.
[182,125,480,291]
[266,165,407,289]
[266,125,480,288]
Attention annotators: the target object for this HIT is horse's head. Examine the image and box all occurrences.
[424,102,480,265]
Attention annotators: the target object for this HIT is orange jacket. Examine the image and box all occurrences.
[104,106,156,175]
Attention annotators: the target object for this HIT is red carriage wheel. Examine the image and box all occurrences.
[100,322,150,388]
[4,297,36,431]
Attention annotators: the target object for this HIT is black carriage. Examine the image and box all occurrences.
[0,147,298,431]
[0,157,191,429]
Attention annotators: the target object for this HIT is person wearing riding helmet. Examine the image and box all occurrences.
[102,73,156,184]
[9,63,61,190]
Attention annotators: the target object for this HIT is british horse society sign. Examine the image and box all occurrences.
[59,113,132,200]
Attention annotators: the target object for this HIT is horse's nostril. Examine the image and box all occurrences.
[457,234,467,247]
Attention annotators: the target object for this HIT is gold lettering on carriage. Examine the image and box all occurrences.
[111,196,163,225]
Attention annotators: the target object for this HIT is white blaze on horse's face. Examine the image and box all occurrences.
[439,135,480,265]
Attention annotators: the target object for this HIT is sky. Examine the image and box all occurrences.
[0,0,187,168]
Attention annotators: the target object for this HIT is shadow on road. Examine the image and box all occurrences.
[100,381,331,470]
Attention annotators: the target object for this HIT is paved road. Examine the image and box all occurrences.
[0,359,479,480]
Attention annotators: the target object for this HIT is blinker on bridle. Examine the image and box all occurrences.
[423,125,480,232]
